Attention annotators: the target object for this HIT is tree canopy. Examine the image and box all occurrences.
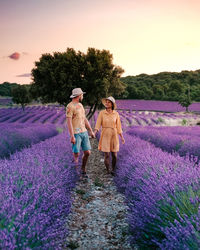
[11,85,32,111]
[31,48,126,118]
[0,82,18,96]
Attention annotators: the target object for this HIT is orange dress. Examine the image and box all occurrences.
[95,110,122,152]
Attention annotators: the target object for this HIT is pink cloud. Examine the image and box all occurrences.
[9,52,20,60]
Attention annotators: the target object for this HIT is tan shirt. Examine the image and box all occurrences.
[66,102,87,134]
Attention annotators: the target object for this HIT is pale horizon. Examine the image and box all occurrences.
[1,0,200,85]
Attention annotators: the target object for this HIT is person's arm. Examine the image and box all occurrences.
[119,132,125,144]
[116,113,125,144]
[85,118,95,138]
[66,105,76,144]
[66,117,76,144]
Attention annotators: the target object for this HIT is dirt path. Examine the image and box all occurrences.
[64,138,133,249]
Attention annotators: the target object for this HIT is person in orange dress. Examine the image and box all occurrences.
[94,96,125,175]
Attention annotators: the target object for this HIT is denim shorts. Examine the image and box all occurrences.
[72,131,91,153]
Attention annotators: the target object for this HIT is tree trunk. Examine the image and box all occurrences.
[86,105,94,120]
[87,105,93,118]
[87,103,98,120]
[21,104,25,111]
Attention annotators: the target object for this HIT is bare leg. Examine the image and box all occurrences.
[81,150,91,173]
[111,152,117,175]
[73,153,79,164]
[73,153,79,173]
[104,152,110,174]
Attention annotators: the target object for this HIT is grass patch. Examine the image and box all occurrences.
[67,240,79,249]
[157,117,164,123]
[94,177,104,188]
[181,119,188,126]
[76,189,86,195]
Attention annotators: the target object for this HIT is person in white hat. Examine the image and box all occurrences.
[94,96,125,176]
[66,88,95,179]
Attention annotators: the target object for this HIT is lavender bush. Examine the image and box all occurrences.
[0,124,58,158]
[1,104,199,128]
[0,132,77,249]
[115,133,200,248]
[127,126,200,159]
[0,97,13,106]
[116,99,200,112]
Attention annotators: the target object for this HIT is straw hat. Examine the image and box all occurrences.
[102,96,117,109]
[70,88,86,98]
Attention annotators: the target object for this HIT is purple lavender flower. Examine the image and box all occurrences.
[0,132,77,249]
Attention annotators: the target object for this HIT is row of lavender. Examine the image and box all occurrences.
[0,124,58,159]
[1,99,200,112]
[115,132,200,249]
[0,132,77,249]
[127,126,200,160]
[116,99,200,112]
[0,106,66,126]
[1,105,199,127]
[118,110,198,126]
[0,97,13,106]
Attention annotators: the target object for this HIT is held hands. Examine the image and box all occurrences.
[88,129,95,138]
[93,129,98,138]
[90,131,95,138]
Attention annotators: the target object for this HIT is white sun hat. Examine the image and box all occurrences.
[70,88,86,98]
[102,96,117,109]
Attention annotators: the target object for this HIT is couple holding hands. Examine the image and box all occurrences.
[66,88,125,179]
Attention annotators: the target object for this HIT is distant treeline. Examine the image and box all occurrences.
[0,82,18,96]
[1,69,200,101]
[120,69,200,101]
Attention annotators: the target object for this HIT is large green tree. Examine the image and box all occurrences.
[11,85,31,111]
[31,48,84,106]
[31,48,125,118]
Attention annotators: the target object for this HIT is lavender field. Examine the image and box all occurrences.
[0,97,13,106]
[116,99,200,112]
[0,103,199,128]
[0,133,78,249]
[0,100,200,248]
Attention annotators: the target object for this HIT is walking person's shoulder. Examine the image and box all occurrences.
[78,102,84,109]
[66,101,73,109]
[97,109,106,118]
[113,110,119,115]
[66,102,75,117]
[99,109,106,115]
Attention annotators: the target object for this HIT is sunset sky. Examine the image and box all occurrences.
[1,0,200,85]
